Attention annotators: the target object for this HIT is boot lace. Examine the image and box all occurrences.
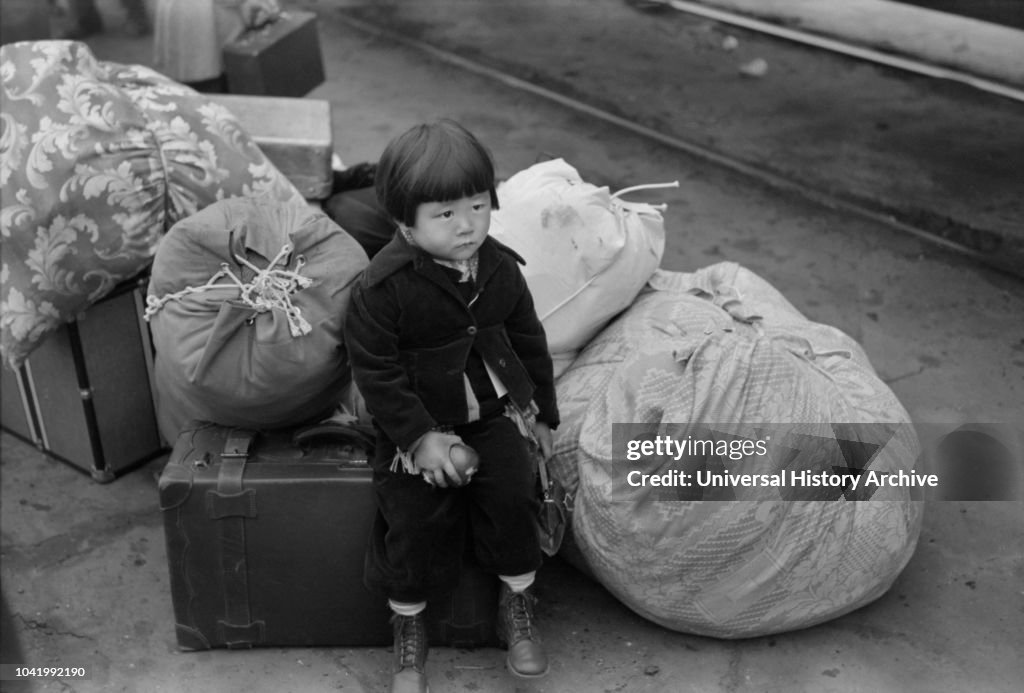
[506,591,537,643]
[395,615,426,670]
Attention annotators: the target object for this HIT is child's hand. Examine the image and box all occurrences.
[533,421,553,460]
[413,430,464,488]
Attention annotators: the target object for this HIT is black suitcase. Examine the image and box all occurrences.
[159,421,500,650]
[0,276,166,482]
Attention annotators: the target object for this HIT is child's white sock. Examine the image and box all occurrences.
[499,571,536,593]
[389,599,427,617]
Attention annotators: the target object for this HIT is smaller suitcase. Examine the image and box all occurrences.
[159,421,501,650]
[206,94,333,200]
[222,10,325,97]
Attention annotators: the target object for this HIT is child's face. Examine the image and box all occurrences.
[407,192,492,261]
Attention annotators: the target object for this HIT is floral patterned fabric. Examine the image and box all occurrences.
[0,40,303,369]
[550,262,923,638]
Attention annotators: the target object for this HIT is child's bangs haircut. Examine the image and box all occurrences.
[376,119,500,228]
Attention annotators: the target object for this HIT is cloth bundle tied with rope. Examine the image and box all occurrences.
[488,158,676,378]
[145,242,314,338]
[146,196,368,443]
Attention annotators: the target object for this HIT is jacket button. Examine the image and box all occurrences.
[498,358,507,368]
[467,326,477,335]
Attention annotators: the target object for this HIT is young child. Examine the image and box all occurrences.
[343,120,559,693]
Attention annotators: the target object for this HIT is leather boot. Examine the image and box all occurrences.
[496,584,549,678]
[390,612,429,693]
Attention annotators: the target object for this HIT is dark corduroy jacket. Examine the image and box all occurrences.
[343,233,559,451]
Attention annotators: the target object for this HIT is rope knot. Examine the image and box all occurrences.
[144,241,315,337]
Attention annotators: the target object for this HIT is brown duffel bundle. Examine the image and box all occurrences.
[146,196,368,442]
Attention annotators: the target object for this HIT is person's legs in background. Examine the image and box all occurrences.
[153,0,224,91]
[121,0,151,36]
[183,74,228,93]
[60,0,150,38]
[62,0,103,38]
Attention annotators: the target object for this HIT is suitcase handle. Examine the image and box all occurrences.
[292,421,375,456]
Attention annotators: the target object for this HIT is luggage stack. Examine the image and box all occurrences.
[0,90,338,482]
[142,94,463,650]
[0,55,471,651]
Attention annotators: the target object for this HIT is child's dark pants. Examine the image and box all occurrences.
[364,413,542,603]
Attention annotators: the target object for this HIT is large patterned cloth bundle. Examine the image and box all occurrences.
[146,196,368,443]
[0,41,302,369]
[549,262,923,638]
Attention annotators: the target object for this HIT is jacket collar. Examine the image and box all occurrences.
[363,232,525,288]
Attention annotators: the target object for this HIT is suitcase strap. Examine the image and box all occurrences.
[207,429,265,647]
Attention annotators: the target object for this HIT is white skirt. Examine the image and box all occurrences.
[153,0,246,82]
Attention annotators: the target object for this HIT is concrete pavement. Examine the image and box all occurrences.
[1,1,1022,692]
[682,0,1024,87]
[324,0,1024,278]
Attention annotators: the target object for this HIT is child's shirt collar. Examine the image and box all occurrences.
[397,225,479,283]
[362,230,525,289]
